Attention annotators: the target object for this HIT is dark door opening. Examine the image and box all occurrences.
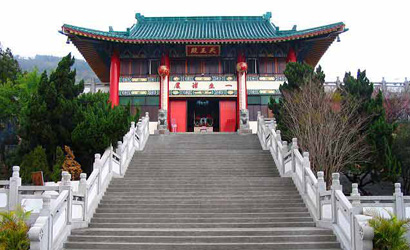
[187,99,220,132]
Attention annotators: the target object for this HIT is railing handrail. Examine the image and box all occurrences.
[256,112,409,250]
[22,113,151,250]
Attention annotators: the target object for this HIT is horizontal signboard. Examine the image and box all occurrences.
[186,45,220,57]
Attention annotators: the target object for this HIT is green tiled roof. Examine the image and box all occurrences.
[62,12,345,43]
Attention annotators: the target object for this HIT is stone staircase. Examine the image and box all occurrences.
[64,134,340,249]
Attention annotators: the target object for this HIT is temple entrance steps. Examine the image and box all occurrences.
[64,134,340,250]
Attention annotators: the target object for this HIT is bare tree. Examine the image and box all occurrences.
[281,79,370,186]
[383,89,410,123]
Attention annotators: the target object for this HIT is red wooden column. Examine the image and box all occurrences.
[109,51,120,107]
[158,53,170,129]
[286,47,297,63]
[236,53,248,128]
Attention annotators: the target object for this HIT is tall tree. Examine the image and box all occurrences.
[0,44,21,84]
[393,123,410,195]
[342,70,400,192]
[19,54,84,166]
[71,92,136,173]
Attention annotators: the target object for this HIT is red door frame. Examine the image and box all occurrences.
[219,99,237,132]
[169,99,187,132]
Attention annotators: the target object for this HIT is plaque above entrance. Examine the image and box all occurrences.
[186,45,220,57]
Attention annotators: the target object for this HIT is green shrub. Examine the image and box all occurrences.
[49,146,64,182]
[20,146,50,184]
[368,211,410,250]
[0,207,31,250]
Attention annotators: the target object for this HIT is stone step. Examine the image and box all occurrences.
[95,207,309,213]
[90,217,313,224]
[102,193,302,198]
[88,221,317,228]
[97,202,306,209]
[67,235,336,243]
[127,166,277,170]
[103,190,296,195]
[92,212,312,219]
[108,179,293,185]
[64,134,340,250]
[110,177,284,181]
[120,173,278,177]
[100,199,303,205]
[64,242,340,249]
[71,228,335,237]
[107,184,292,189]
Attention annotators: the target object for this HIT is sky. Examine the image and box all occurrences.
[0,0,409,82]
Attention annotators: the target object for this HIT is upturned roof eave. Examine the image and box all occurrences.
[61,22,346,44]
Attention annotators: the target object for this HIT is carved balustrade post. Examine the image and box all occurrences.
[137,121,143,148]
[291,138,298,173]
[93,154,101,194]
[351,183,361,207]
[9,166,21,210]
[316,171,326,220]
[78,173,87,196]
[282,141,288,175]
[275,130,281,150]
[302,152,310,194]
[350,183,363,249]
[116,141,123,174]
[43,194,52,248]
[353,215,374,250]
[393,183,405,220]
[331,173,342,224]
[60,171,73,225]
[78,173,87,223]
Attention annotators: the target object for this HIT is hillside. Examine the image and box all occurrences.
[16,55,99,82]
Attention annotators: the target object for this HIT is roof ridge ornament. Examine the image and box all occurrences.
[263,12,272,21]
[135,13,145,22]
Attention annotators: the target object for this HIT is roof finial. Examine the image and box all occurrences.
[135,13,144,21]
[263,12,272,20]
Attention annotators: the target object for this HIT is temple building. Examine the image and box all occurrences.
[61,12,346,132]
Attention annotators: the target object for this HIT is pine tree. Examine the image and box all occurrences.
[20,146,50,184]
[342,70,400,190]
[49,146,64,182]
[71,92,134,173]
[0,45,21,84]
[19,54,84,166]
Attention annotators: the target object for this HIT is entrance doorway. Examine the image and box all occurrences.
[187,99,220,132]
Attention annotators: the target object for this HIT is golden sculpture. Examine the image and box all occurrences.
[62,146,82,180]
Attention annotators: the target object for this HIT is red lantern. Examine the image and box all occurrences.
[158,65,170,77]
[236,62,248,73]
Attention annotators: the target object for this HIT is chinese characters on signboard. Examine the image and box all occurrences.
[173,82,217,90]
[186,45,220,56]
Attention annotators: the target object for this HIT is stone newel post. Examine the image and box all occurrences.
[331,173,342,224]
[9,166,21,210]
